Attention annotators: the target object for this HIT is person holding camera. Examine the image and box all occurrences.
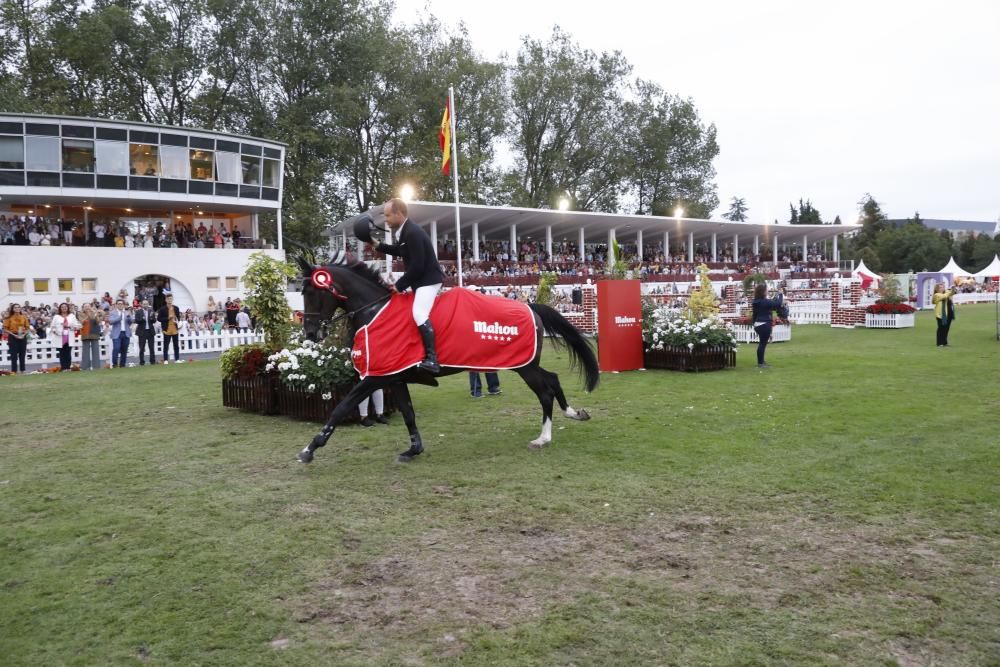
[134,299,157,366]
[932,281,957,347]
[751,284,786,369]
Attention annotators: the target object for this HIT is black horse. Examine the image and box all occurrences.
[295,253,599,464]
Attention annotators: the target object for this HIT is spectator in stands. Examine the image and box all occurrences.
[751,284,785,369]
[108,299,133,368]
[50,302,79,370]
[134,299,157,366]
[79,303,103,370]
[932,282,957,347]
[158,292,182,363]
[3,303,31,373]
[469,371,501,398]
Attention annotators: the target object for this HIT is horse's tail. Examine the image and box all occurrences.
[529,303,600,393]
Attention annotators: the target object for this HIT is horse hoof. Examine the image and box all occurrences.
[575,408,590,421]
[396,444,424,463]
[528,439,549,449]
[297,449,314,464]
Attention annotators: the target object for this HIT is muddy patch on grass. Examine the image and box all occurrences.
[288,512,995,662]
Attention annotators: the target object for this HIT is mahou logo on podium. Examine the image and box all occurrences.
[597,280,643,371]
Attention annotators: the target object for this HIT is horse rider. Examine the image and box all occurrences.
[371,197,444,374]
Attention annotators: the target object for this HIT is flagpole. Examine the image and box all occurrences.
[449,86,463,288]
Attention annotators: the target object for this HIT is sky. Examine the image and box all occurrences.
[392,0,1000,224]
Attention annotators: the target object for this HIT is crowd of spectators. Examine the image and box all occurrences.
[1,291,257,372]
[0,214,247,249]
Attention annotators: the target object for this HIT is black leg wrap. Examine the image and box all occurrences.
[397,433,424,462]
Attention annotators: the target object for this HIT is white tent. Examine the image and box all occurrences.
[852,259,880,286]
[939,256,973,278]
[973,254,1000,279]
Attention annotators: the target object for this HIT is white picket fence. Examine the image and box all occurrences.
[732,324,792,344]
[864,313,916,329]
[787,301,831,324]
[952,293,997,306]
[0,330,265,367]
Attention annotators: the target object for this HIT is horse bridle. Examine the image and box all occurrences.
[301,267,392,338]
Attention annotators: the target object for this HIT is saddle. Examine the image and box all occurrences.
[352,289,537,379]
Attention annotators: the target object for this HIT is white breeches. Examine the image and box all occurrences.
[412,284,441,324]
[358,388,384,416]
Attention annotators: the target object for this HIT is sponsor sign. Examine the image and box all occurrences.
[597,280,643,371]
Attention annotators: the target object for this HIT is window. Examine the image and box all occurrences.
[62,139,95,172]
[190,149,214,180]
[33,278,50,293]
[225,276,239,289]
[241,155,261,185]
[96,141,129,175]
[207,277,220,290]
[0,136,23,169]
[129,143,159,176]
[81,278,97,292]
[159,145,188,180]
[215,151,240,183]
[58,278,73,292]
[25,136,60,171]
[262,159,280,187]
[8,279,25,294]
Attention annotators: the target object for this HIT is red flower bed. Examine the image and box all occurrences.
[865,302,916,314]
[733,316,789,326]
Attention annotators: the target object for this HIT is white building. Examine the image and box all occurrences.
[0,113,286,313]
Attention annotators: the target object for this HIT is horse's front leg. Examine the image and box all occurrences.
[298,378,382,463]
[391,382,424,463]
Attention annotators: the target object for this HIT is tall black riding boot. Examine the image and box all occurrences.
[417,321,441,374]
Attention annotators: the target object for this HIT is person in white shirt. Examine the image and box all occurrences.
[235,309,252,332]
[50,302,81,370]
[93,222,106,245]
[28,228,41,245]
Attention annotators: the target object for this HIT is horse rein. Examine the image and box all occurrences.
[301,293,393,337]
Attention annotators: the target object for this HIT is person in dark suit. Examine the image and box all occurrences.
[373,198,445,373]
[134,299,157,365]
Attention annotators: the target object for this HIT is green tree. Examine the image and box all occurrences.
[872,218,950,273]
[507,27,631,212]
[788,198,822,224]
[623,80,719,219]
[722,197,748,222]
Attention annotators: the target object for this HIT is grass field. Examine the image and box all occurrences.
[1,305,998,666]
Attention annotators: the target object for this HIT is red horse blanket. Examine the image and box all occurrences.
[352,288,537,378]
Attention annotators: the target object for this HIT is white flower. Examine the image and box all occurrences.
[687,342,694,349]
[277,362,290,371]
[308,384,316,392]
[700,339,707,344]
[317,360,324,366]
[265,363,274,371]
[321,392,332,400]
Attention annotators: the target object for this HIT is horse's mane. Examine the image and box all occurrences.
[326,251,389,290]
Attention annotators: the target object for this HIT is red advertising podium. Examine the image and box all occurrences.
[597,280,644,371]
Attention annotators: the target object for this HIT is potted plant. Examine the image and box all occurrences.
[642,264,737,371]
[865,275,916,328]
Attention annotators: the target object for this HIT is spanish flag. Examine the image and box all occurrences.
[439,99,451,175]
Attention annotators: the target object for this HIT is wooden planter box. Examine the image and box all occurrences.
[223,376,394,424]
[864,313,915,329]
[732,323,792,344]
[222,375,279,415]
[643,345,736,372]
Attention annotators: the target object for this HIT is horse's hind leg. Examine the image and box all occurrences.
[391,382,425,463]
[298,378,383,463]
[517,367,555,448]
[540,368,590,422]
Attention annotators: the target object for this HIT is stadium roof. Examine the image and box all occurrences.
[339,201,857,246]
